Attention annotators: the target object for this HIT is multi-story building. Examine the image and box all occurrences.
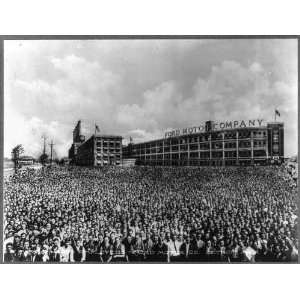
[123,120,284,166]
[68,121,122,166]
[76,134,122,166]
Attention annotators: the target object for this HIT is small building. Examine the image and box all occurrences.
[19,155,35,165]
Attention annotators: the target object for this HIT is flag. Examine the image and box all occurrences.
[95,124,100,132]
[275,109,280,117]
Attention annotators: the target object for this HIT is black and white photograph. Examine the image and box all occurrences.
[2,37,298,264]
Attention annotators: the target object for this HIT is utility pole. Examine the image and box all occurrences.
[49,140,55,165]
[41,135,47,155]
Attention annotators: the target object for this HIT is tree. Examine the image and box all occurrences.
[11,144,24,173]
[39,153,49,165]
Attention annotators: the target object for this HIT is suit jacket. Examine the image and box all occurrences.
[4,252,15,262]
[30,254,43,262]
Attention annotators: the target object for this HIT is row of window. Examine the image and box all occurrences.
[96,161,121,165]
[97,148,121,153]
[132,140,267,154]
[136,131,266,149]
[137,130,267,148]
[96,143,121,148]
[96,154,121,159]
[138,159,269,166]
[137,149,267,160]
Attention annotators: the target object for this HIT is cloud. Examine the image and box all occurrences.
[4,39,298,158]
[4,105,71,158]
[115,59,297,156]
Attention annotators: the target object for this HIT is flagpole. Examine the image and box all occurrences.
[274,110,276,122]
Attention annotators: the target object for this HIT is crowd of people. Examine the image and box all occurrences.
[3,165,298,263]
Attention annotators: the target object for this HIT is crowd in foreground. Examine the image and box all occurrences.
[3,165,298,263]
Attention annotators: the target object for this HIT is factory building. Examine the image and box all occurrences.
[123,120,284,166]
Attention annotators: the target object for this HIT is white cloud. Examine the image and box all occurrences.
[4,105,71,158]
[115,59,297,156]
[4,39,298,158]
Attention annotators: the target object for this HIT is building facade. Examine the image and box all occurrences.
[76,134,122,166]
[123,120,284,166]
[68,121,122,166]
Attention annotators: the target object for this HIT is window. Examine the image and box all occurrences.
[180,152,188,159]
[190,152,198,158]
[212,142,222,149]
[212,151,222,158]
[164,147,170,153]
[238,150,251,158]
[211,133,223,140]
[254,150,266,157]
[225,142,236,149]
[239,130,251,139]
[239,141,251,148]
[200,152,210,159]
[180,145,188,151]
[190,144,198,151]
[224,132,236,139]
[225,151,236,158]
[200,143,210,150]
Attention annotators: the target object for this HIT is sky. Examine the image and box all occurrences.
[4,39,298,158]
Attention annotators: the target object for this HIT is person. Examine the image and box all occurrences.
[131,233,145,262]
[15,248,25,262]
[85,237,97,262]
[4,243,15,262]
[123,231,135,262]
[100,236,113,263]
[49,245,61,262]
[152,236,168,262]
[72,240,86,262]
[30,246,42,262]
[179,236,194,262]
[111,236,126,262]
[218,240,228,262]
[143,233,154,261]
[192,233,206,262]
[60,239,74,262]
[204,240,214,262]
[3,165,298,263]
[23,240,31,262]
[166,234,182,262]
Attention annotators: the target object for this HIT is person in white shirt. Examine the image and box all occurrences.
[166,233,182,262]
[59,239,74,262]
